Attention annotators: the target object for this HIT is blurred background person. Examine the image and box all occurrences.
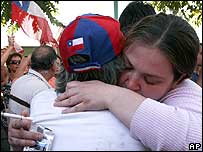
[119,1,156,35]
[191,43,202,87]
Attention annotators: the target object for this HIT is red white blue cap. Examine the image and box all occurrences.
[59,13,125,72]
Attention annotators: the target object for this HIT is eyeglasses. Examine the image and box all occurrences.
[9,60,21,65]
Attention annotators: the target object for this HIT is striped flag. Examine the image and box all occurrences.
[67,37,84,51]
[12,1,58,46]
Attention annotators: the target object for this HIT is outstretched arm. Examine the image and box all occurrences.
[1,36,15,66]
[12,54,31,82]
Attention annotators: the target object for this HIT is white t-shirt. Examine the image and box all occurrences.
[30,89,147,151]
[9,69,52,114]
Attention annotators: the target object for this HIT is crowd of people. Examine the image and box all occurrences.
[1,1,202,151]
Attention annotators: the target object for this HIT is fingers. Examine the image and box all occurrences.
[61,100,103,114]
[8,137,36,147]
[65,81,81,89]
[11,119,24,130]
[55,81,90,102]
[8,128,42,144]
[8,119,43,147]
[62,102,88,114]
[55,86,78,102]
[21,110,29,117]
[10,114,31,130]
[65,80,99,90]
[9,111,30,131]
[54,94,82,107]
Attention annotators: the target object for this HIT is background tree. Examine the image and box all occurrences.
[1,1,202,30]
[1,1,64,33]
[147,1,202,27]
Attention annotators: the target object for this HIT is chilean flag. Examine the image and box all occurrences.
[67,37,84,51]
[12,1,58,46]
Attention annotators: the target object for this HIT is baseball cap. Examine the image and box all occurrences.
[59,13,125,72]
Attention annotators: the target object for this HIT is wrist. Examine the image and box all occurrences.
[104,85,122,109]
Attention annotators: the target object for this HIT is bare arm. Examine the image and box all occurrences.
[54,80,202,151]
[1,46,13,66]
[12,54,31,82]
[1,36,14,66]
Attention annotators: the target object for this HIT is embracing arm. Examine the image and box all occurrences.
[105,86,145,128]
[129,98,202,151]
[54,80,145,128]
[54,80,202,151]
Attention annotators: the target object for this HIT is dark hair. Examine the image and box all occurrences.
[119,1,156,35]
[31,45,57,71]
[6,52,22,72]
[125,13,200,81]
[55,54,126,93]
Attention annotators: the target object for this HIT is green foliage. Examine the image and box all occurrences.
[147,1,202,27]
[1,1,64,30]
[1,1,202,30]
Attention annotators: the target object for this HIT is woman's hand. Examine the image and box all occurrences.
[54,80,119,113]
[8,110,43,150]
[54,80,145,128]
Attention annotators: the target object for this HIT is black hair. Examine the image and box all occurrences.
[31,45,57,71]
[119,1,156,35]
[6,52,22,72]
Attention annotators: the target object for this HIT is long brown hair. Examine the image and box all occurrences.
[125,13,200,81]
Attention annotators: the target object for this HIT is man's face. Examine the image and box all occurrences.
[8,56,21,73]
[53,58,61,75]
[119,42,178,100]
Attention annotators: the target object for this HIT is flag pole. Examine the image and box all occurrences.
[11,1,14,37]
[114,1,118,20]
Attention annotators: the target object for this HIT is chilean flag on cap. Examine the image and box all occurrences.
[12,1,58,46]
[67,37,84,51]
[59,14,125,73]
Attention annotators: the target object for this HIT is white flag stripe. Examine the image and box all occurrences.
[72,37,83,46]
[27,1,46,19]
[74,66,100,72]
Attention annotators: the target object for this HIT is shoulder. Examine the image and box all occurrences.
[33,89,56,99]
[160,79,202,112]
[11,73,48,91]
[164,79,201,100]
